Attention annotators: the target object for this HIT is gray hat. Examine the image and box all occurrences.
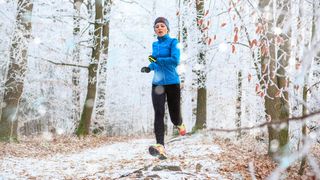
[154,17,170,31]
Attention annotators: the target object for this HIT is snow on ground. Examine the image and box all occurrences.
[0,133,222,179]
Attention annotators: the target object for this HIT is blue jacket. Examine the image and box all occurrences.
[148,34,180,85]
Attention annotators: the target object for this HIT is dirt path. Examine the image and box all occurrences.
[0,134,222,179]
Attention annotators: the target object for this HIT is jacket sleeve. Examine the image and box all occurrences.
[148,42,158,71]
[157,39,180,66]
[148,62,158,71]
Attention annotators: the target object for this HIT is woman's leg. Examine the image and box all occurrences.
[166,84,182,126]
[152,85,166,145]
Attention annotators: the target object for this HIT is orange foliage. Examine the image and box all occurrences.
[231,44,236,53]
[256,23,263,34]
[234,34,238,43]
[247,73,252,82]
[250,39,258,48]
[208,38,212,45]
[204,10,209,16]
[255,84,260,93]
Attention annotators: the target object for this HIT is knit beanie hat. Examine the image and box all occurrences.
[154,17,170,31]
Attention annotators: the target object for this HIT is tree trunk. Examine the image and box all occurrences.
[195,87,206,129]
[71,0,83,128]
[76,0,103,136]
[94,0,111,134]
[194,0,207,131]
[259,0,291,157]
[0,0,33,142]
[299,84,308,174]
[299,0,319,174]
[236,70,242,138]
[175,0,189,135]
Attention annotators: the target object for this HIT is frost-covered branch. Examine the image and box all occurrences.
[29,55,88,68]
[207,110,320,132]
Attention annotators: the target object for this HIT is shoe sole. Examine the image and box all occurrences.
[148,146,167,160]
[148,146,160,156]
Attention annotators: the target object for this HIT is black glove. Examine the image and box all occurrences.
[141,67,151,73]
[148,55,157,63]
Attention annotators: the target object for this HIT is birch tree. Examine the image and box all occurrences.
[0,0,33,141]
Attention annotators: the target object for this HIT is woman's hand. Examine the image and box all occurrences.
[148,55,157,63]
[141,67,151,73]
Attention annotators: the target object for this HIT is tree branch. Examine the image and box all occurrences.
[207,110,320,133]
[232,1,262,82]
[117,163,153,178]
[307,81,320,93]
[29,55,88,68]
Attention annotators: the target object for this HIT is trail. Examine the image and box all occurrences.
[0,134,222,179]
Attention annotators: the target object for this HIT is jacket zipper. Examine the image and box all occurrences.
[158,41,166,84]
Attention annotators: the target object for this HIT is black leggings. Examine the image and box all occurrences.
[152,84,182,146]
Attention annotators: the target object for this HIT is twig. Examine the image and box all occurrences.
[231,1,262,82]
[118,163,153,178]
[306,81,320,92]
[207,110,320,133]
[118,0,151,14]
[175,171,199,177]
[29,55,88,69]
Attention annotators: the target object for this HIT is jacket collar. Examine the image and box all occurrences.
[157,34,169,42]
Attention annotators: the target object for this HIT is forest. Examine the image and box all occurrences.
[0,0,319,179]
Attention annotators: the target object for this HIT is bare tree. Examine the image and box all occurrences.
[71,0,83,130]
[236,70,242,138]
[299,0,319,174]
[0,0,33,141]
[194,0,207,131]
[76,0,103,136]
[258,0,291,157]
[94,0,112,134]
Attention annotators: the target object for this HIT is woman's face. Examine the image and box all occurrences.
[154,22,168,37]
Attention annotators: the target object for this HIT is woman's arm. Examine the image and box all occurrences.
[148,62,159,71]
[156,39,180,66]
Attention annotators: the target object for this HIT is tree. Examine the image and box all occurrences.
[235,70,242,138]
[71,0,83,129]
[299,0,319,174]
[76,0,103,136]
[258,0,291,157]
[94,0,112,134]
[0,0,33,141]
[193,0,207,131]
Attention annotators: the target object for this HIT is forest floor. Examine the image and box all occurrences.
[0,131,319,179]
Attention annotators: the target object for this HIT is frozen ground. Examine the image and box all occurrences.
[0,133,222,179]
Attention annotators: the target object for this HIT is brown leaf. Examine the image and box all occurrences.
[231,44,236,53]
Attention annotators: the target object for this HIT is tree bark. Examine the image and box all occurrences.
[76,0,103,136]
[299,84,308,174]
[71,0,83,128]
[259,0,291,157]
[194,0,207,131]
[236,70,242,138]
[94,0,111,134]
[299,0,319,174]
[0,0,33,142]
